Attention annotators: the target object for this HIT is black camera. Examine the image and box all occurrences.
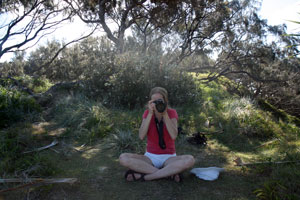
[153,99,166,113]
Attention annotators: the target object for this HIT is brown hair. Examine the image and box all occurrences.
[149,87,168,105]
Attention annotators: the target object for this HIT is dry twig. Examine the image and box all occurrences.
[0,178,77,193]
[22,140,58,154]
[234,157,300,166]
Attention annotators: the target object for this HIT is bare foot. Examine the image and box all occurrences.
[171,174,182,182]
[126,173,142,181]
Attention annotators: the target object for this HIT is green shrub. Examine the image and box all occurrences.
[222,97,281,138]
[272,164,300,199]
[223,97,255,119]
[52,95,113,143]
[162,70,202,106]
[1,75,53,93]
[109,108,144,131]
[86,52,201,109]
[0,86,41,128]
[31,77,53,93]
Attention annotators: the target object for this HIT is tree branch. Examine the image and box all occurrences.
[33,24,98,73]
[0,0,74,59]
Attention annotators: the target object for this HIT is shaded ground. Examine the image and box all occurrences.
[1,122,265,200]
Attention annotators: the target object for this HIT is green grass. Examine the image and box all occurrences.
[1,77,300,200]
[0,123,59,177]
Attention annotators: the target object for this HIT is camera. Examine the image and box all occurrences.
[153,99,166,113]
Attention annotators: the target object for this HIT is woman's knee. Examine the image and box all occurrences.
[119,153,131,167]
[184,155,195,168]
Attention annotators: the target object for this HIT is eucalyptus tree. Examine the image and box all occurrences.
[64,0,243,54]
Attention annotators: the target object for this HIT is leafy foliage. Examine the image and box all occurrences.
[86,51,201,109]
[0,86,41,128]
[23,37,201,109]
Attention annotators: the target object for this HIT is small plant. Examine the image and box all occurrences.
[254,180,286,200]
[223,97,255,121]
[106,130,145,154]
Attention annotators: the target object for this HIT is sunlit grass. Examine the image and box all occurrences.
[1,74,300,199]
[81,147,102,159]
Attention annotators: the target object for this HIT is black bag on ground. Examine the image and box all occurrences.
[187,132,207,146]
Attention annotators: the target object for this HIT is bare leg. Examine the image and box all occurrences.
[144,155,195,181]
[119,153,159,180]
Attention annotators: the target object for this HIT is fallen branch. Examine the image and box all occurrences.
[201,129,224,135]
[0,178,77,184]
[23,140,58,154]
[0,180,42,193]
[0,178,77,193]
[234,157,300,166]
[255,139,280,149]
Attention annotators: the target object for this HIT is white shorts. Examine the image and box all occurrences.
[144,152,176,169]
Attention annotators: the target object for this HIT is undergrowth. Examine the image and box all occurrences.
[1,75,300,199]
[0,124,59,177]
[105,129,146,155]
[0,86,41,128]
[51,95,114,144]
[0,76,54,178]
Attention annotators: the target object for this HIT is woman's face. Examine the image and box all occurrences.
[151,93,164,102]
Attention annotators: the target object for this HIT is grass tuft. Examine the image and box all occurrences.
[51,95,113,143]
[105,129,146,155]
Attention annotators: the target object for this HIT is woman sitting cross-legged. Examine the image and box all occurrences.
[119,87,195,182]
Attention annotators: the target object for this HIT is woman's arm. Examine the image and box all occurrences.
[139,112,153,140]
[163,112,178,140]
[139,100,155,140]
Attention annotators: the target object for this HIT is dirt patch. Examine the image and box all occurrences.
[31,122,66,137]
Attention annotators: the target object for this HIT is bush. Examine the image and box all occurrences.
[162,70,202,106]
[0,86,41,128]
[223,97,280,138]
[87,51,201,109]
[0,75,53,94]
[52,95,113,143]
[22,37,201,109]
[30,76,53,93]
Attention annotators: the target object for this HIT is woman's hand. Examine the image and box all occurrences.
[162,105,168,116]
[148,100,155,114]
